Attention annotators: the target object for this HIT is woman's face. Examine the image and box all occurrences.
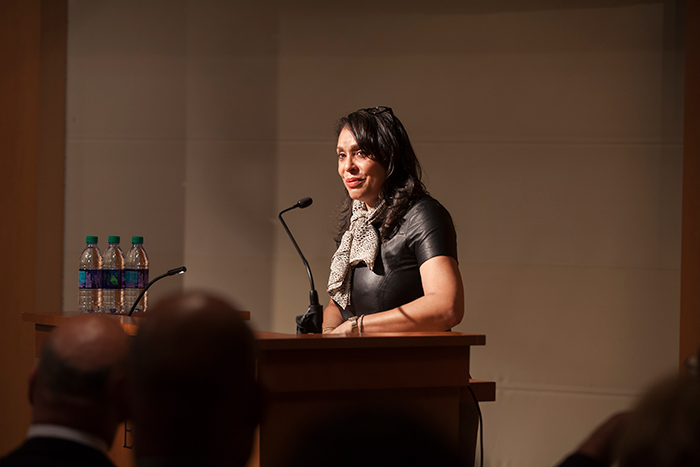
[337,126,387,208]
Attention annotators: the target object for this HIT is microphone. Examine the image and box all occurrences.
[127,266,187,316]
[278,197,324,334]
[296,197,312,209]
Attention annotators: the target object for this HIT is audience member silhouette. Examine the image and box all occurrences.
[130,291,261,467]
[617,373,700,467]
[557,355,700,467]
[555,412,629,467]
[0,314,130,467]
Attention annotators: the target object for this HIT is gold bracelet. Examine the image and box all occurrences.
[348,316,359,333]
[358,314,365,335]
[322,326,336,333]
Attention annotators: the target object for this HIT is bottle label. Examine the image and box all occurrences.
[124,269,149,288]
[79,269,102,289]
[103,269,123,289]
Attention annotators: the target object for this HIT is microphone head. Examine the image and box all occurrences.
[297,197,313,209]
[166,266,187,276]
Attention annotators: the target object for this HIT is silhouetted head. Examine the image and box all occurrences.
[130,291,260,467]
[618,374,700,467]
[30,313,130,446]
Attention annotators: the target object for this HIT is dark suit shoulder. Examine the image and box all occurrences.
[0,438,116,467]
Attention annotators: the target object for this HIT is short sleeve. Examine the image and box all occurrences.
[404,197,458,265]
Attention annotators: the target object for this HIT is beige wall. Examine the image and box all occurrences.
[63,1,684,466]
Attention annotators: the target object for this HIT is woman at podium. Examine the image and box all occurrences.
[323,106,464,334]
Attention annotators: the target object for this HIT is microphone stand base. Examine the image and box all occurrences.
[296,304,324,334]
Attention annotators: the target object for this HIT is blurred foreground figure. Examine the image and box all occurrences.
[284,408,465,467]
[0,314,130,467]
[617,374,700,467]
[557,372,700,467]
[130,291,261,467]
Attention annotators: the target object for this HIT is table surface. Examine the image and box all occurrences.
[22,311,486,349]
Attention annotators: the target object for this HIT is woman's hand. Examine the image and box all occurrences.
[329,320,354,335]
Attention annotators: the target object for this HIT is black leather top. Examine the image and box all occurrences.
[338,196,458,319]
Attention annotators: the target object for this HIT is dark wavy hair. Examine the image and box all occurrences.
[335,107,426,242]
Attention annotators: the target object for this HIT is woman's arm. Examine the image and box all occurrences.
[322,298,346,332]
[331,255,464,334]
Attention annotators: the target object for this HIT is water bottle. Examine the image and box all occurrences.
[78,236,102,313]
[124,236,149,313]
[102,236,124,313]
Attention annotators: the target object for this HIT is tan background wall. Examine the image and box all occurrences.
[0,0,680,466]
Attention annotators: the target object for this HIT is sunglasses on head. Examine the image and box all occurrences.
[362,106,395,118]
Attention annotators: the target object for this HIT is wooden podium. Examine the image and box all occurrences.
[22,312,494,467]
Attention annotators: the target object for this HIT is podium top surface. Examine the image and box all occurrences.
[22,311,485,348]
[255,331,485,350]
[22,309,249,336]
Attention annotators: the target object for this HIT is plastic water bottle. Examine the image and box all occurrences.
[102,236,124,313]
[78,236,102,313]
[124,236,149,313]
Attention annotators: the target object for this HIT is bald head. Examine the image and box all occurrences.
[31,314,130,445]
[131,291,260,466]
[44,313,130,373]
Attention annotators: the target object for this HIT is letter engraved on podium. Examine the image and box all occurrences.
[123,421,134,449]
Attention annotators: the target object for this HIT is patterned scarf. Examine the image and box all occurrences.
[327,199,387,310]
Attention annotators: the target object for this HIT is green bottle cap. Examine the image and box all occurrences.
[86,236,98,244]
[132,236,144,244]
[108,236,120,243]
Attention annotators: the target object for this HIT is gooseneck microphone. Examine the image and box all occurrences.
[278,197,324,334]
[279,197,316,291]
[127,266,187,316]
